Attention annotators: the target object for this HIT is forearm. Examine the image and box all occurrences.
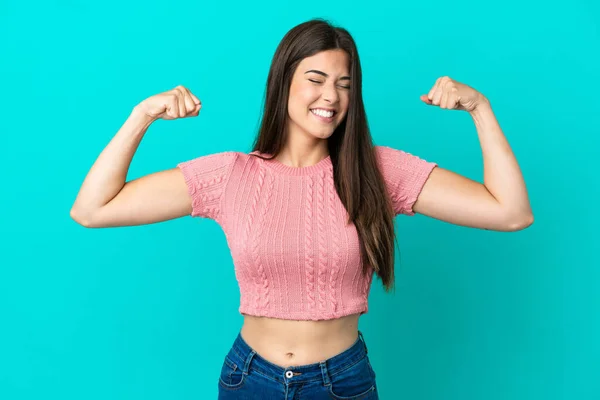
[71,107,155,217]
[470,98,533,220]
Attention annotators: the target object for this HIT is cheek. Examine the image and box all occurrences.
[293,86,319,109]
[338,97,350,118]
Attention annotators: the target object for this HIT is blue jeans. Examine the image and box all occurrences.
[218,330,378,399]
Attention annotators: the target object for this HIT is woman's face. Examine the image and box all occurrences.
[286,49,351,141]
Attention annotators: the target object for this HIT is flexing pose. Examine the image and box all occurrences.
[71,18,533,399]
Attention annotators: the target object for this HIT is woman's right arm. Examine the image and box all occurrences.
[70,86,201,228]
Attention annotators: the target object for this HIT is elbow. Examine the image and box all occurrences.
[506,211,534,231]
[70,207,96,228]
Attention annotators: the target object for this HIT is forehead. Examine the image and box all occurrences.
[296,49,350,75]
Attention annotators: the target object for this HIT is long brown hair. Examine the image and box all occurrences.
[251,18,397,292]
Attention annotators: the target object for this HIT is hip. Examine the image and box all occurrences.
[217,329,378,399]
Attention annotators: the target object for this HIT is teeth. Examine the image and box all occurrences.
[311,109,334,118]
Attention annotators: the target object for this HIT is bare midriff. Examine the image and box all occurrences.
[239,312,361,368]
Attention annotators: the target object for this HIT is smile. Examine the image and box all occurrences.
[310,108,336,122]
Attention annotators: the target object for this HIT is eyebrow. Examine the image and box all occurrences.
[304,69,351,81]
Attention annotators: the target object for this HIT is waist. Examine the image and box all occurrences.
[230,326,369,383]
[240,313,360,368]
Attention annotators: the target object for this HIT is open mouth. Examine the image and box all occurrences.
[310,108,337,119]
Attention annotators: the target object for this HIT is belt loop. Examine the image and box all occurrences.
[358,330,368,354]
[242,350,256,374]
[319,360,331,386]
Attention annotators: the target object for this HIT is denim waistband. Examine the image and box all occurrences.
[226,330,369,385]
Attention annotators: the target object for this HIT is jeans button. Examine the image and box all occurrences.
[285,370,293,378]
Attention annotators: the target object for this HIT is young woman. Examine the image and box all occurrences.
[71,18,533,400]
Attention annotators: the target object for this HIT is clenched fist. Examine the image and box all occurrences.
[420,76,486,112]
[136,85,201,121]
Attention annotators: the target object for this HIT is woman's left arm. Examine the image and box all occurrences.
[413,76,534,232]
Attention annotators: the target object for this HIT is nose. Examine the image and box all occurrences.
[322,83,340,104]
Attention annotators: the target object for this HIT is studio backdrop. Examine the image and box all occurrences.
[0,1,598,399]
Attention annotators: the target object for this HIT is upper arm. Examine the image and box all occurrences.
[412,166,513,230]
[84,167,193,228]
[375,145,528,231]
[83,151,238,228]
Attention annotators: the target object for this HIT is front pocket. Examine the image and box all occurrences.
[328,356,377,399]
[218,355,246,390]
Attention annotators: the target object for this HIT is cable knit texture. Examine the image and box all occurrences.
[177,145,437,321]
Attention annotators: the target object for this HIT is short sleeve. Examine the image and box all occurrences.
[374,145,437,216]
[177,151,238,221]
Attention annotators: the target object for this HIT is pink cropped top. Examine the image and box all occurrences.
[177,145,437,321]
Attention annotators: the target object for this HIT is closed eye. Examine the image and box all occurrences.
[308,79,350,89]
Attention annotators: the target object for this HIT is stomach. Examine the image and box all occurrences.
[239,312,361,368]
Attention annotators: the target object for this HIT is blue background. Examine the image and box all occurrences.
[1,1,598,399]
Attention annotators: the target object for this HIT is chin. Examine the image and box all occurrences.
[307,126,336,139]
